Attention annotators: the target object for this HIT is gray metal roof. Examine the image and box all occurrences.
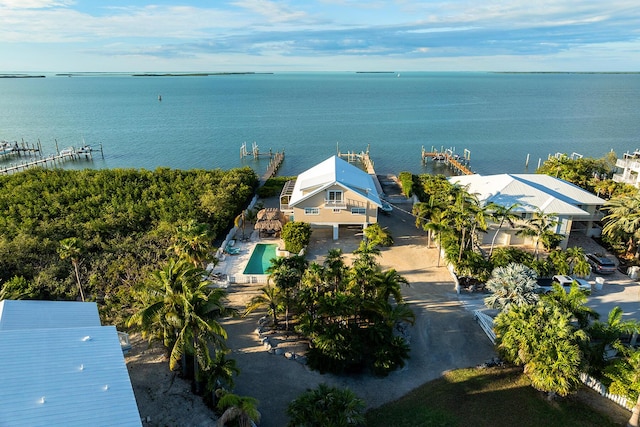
[0,300,101,330]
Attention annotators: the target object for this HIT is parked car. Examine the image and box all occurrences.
[537,275,591,294]
[586,253,617,275]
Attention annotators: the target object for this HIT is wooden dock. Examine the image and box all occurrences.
[259,150,285,184]
[0,144,103,175]
[241,141,281,160]
[421,146,473,175]
[0,140,42,159]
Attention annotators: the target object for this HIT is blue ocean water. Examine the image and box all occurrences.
[1,72,639,177]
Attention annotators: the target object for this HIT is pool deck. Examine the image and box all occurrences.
[209,230,282,306]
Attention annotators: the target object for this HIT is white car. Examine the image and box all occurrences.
[537,275,591,294]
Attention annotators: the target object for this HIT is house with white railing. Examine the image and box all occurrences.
[280,155,382,240]
[613,149,640,188]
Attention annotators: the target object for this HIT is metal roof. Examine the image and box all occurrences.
[449,174,604,217]
[0,301,141,426]
[289,156,382,207]
[0,300,101,330]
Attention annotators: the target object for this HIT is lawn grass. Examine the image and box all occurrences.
[365,366,629,427]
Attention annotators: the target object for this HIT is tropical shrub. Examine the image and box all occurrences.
[281,221,312,254]
[287,384,365,427]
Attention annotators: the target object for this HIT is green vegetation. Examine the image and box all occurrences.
[365,367,627,427]
[287,384,365,427]
[0,167,258,325]
[246,236,414,376]
[256,175,294,198]
[281,221,312,254]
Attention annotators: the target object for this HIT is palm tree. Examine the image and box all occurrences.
[323,248,346,292]
[128,258,190,350]
[517,209,561,259]
[486,202,521,257]
[373,269,408,304]
[422,209,449,266]
[286,384,365,427]
[363,223,393,247]
[565,246,590,277]
[543,282,598,328]
[58,237,85,302]
[484,263,539,311]
[587,306,639,375]
[443,189,487,262]
[494,301,587,397]
[170,281,234,384]
[203,349,239,398]
[244,285,282,326]
[267,255,306,330]
[128,258,235,385]
[602,193,640,258]
[216,391,261,427]
[170,220,214,268]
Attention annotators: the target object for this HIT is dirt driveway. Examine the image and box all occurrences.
[222,199,496,427]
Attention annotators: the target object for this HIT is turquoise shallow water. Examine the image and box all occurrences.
[243,243,278,275]
[0,72,639,176]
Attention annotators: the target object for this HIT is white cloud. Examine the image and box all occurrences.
[231,0,309,23]
[0,0,74,8]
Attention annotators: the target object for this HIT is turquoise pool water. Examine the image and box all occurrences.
[243,243,278,275]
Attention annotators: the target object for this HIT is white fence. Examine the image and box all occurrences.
[473,310,496,344]
[579,372,632,410]
[227,274,270,285]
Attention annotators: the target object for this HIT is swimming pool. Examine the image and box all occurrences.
[243,243,278,275]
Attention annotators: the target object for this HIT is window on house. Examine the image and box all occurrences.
[304,207,319,215]
[351,207,366,215]
[327,190,343,203]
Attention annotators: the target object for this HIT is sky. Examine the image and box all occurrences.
[1,0,639,72]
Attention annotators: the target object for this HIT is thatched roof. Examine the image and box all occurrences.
[254,208,286,231]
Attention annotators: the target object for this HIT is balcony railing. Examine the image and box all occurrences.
[324,199,347,209]
[616,159,640,171]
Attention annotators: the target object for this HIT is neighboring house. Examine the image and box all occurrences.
[280,155,382,239]
[0,300,141,427]
[449,174,606,250]
[613,149,640,188]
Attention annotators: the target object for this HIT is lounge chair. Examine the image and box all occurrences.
[226,246,241,255]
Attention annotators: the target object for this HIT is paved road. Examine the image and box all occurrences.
[222,200,496,427]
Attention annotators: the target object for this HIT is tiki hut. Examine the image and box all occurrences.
[254,208,287,238]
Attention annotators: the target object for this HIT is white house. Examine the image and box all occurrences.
[613,149,640,188]
[449,174,606,250]
[0,300,141,427]
[280,155,382,239]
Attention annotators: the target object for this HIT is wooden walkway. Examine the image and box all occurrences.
[259,151,285,184]
[422,148,473,175]
[0,145,101,175]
